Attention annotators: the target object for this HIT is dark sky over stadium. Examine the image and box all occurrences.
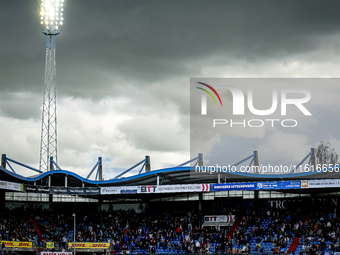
[1,0,340,178]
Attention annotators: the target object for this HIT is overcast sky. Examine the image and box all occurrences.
[2,0,340,179]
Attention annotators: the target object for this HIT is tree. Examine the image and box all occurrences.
[315,141,339,168]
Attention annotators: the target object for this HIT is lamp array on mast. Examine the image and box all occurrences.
[40,0,64,35]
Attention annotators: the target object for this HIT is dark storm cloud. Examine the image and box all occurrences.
[2,0,340,102]
[59,0,340,80]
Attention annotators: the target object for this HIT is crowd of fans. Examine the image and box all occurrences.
[0,210,36,243]
[0,200,339,255]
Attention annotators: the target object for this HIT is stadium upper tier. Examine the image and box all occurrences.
[0,164,339,187]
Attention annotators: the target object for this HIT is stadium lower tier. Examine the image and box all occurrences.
[0,199,339,255]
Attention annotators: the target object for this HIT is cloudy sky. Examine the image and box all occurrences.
[2,0,340,179]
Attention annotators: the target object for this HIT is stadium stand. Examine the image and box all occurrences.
[0,201,339,255]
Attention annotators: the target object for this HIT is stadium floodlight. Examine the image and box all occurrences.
[40,0,64,35]
[39,0,65,171]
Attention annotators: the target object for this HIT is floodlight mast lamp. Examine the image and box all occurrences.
[39,0,64,172]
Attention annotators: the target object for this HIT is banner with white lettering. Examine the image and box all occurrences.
[204,215,235,223]
[25,186,100,195]
[41,252,72,255]
[101,184,210,194]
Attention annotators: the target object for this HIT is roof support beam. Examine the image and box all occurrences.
[157,173,184,184]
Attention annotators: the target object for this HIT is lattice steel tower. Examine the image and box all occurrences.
[39,0,65,172]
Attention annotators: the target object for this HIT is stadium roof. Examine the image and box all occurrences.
[1,165,339,188]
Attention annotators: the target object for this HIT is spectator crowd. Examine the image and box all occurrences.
[0,201,339,255]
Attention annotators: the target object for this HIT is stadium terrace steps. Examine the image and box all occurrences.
[227,218,242,238]
[286,215,310,254]
[30,217,43,242]
[287,236,300,254]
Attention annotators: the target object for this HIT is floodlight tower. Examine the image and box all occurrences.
[39,0,65,172]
